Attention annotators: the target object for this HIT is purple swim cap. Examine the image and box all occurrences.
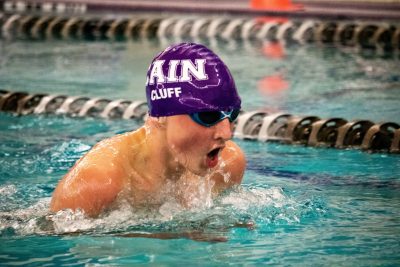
[145,43,241,117]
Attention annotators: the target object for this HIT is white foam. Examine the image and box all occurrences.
[158,199,184,220]
[50,209,93,233]
[1,184,303,236]
[0,185,17,196]
[0,198,51,235]
[221,187,287,210]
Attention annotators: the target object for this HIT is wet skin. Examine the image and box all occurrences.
[50,115,246,217]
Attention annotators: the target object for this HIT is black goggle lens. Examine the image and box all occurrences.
[193,109,240,126]
[197,111,224,125]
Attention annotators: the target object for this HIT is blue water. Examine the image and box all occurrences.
[1,37,400,265]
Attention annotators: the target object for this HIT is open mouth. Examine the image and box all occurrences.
[207,147,221,159]
[206,147,222,168]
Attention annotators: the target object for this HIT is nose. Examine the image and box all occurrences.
[213,118,233,141]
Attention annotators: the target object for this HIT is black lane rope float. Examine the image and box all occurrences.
[1,89,399,154]
[1,14,399,52]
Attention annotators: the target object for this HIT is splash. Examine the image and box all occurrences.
[221,186,287,210]
[0,185,17,196]
[0,183,327,238]
[176,173,215,210]
[218,186,303,226]
[0,198,50,235]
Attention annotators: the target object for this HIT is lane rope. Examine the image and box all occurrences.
[1,13,399,52]
[1,89,398,153]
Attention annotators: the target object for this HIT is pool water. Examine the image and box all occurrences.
[1,38,400,265]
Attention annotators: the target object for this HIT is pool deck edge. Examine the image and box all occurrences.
[1,0,400,21]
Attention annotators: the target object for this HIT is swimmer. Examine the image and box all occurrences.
[50,43,246,217]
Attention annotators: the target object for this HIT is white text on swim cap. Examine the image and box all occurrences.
[151,87,182,101]
[147,59,208,85]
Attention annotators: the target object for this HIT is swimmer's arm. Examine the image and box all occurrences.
[50,150,125,217]
[211,141,246,194]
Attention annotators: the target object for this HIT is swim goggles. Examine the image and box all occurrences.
[189,109,241,127]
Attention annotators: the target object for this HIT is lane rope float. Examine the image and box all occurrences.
[1,89,399,154]
[1,14,399,52]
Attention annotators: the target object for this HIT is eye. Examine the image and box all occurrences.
[197,111,222,124]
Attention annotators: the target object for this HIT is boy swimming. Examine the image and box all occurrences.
[50,43,246,217]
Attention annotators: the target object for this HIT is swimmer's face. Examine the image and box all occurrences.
[165,114,234,176]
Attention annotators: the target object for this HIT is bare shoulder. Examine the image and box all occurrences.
[50,134,133,217]
[211,140,246,194]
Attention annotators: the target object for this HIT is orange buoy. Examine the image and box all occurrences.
[250,0,303,11]
[262,42,285,59]
[258,74,289,95]
[251,0,302,23]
